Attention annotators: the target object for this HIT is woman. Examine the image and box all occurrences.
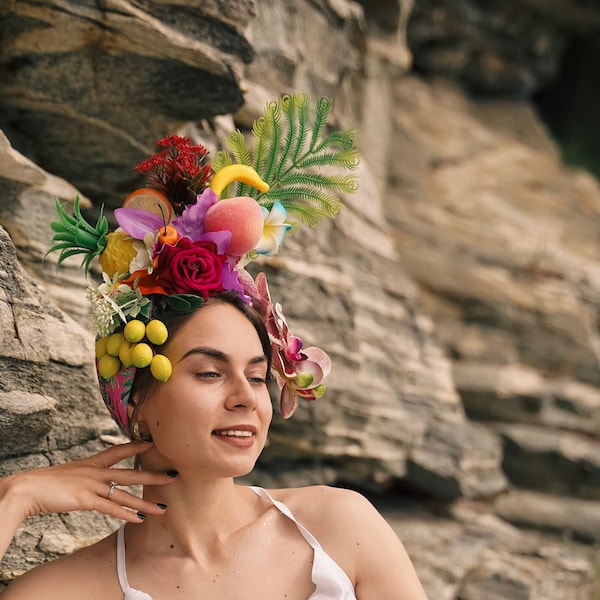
[0,95,428,598]
[0,293,427,599]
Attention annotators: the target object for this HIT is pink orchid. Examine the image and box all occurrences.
[248,273,332,418]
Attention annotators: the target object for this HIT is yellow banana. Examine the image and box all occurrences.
[210,164,270,196]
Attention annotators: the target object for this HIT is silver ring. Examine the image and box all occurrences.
[107,480,118,499]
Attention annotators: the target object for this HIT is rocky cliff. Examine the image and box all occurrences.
[1,0,600,597]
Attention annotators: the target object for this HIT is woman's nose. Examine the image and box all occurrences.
[225,376,258,410]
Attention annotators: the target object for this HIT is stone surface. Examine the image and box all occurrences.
[1,0,600,597]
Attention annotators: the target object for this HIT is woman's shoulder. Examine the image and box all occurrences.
[270,484,379,525]
[269,486,380,545]
[2,530,120,599]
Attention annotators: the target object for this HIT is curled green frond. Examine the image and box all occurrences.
[227,130,252,167]
[277,172,359,193]
[45,197,108,275]
[210,150,233,173]
[265,185,343,226]
[296,149,360,171]
[262,100,283,184]
[309,97,334,153]
[252,116,269,178]
[226,130,253,196]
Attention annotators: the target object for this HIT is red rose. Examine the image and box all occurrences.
[155,237,226,297]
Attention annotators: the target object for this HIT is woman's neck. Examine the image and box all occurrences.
[129,476,262,560]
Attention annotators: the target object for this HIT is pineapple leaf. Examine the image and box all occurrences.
[46,197,109,275]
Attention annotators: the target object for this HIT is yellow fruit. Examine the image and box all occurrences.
[98,230,138,278]
[145,319,168,345]
[95,337,108,359]
[132,342,153,368]
[106,333,125,357]
[98,354,121,379]
[150,354,173,382]
[124,319,146,343]
[209,164,269,196]
[118,340,136,368]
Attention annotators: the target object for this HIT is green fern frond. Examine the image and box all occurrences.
[296,149,360,171]
[252,116,269,180]
[262,100,283,183]
[309,97,333,153]
[312,129,357,153]
[292,94,311,164]
[277,172,359,193]
[223,94,359,228]
[226,130,253,196]
[265,186,343,223]
[227,130,252,166]
[211,150,233,173]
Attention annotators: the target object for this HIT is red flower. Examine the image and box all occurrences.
[154,238,226,298]
[134,135,212,214]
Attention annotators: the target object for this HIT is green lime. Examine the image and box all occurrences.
[150,354,173,382]
[98,354,121,379]
[145,319,169,345]
[124,319,146,343]
[132,342,153,368]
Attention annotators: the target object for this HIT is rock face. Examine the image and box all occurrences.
[1,0,600,597]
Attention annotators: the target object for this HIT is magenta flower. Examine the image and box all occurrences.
[249,273,332,418]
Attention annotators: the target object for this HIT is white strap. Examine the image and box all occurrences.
[116,525,154,600]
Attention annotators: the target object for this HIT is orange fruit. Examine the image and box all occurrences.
[123,188,174,223]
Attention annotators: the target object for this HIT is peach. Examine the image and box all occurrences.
[204,196,264,256]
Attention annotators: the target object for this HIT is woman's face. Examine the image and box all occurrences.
[135,302,273,478]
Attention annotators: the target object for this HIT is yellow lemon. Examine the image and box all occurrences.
[145,319,168,345]
[106,332,125,357]
[95,337,108,359]
[118,340,136,368]
[150,354,173,382]
[98,354,121,379]
[98,230,138,278]
[131,342,153,368]
[124,319,146,343]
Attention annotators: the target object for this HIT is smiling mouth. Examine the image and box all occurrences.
[212,430,255,437]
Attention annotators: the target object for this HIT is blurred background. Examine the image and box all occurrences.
[1,0,600,597]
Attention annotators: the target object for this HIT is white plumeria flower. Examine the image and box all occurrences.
[254,201,292,256]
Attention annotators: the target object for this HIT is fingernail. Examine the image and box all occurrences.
[166,470,178,478]
[137,512,146,520]
[156,503,168,510]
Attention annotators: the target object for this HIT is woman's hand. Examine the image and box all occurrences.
[4,441,176,523]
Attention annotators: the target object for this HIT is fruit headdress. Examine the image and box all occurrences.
[47,94,359,434]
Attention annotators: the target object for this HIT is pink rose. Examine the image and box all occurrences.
[155,237,226,297]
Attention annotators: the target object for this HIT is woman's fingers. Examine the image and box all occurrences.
[79,441,154,469]
[16,442,177,520]
[103,487,168,516]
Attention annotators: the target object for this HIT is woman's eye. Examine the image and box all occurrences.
[248,376,268,385]
[196,371,221,379]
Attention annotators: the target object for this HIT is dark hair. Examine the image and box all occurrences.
[128,291,273,439]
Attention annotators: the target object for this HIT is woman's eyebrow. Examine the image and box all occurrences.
[179,347,267,366]
[179,347,228,363]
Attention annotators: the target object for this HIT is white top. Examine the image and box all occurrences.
[116,486,357,600]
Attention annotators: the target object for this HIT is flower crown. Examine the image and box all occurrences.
[48,94,359,432]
